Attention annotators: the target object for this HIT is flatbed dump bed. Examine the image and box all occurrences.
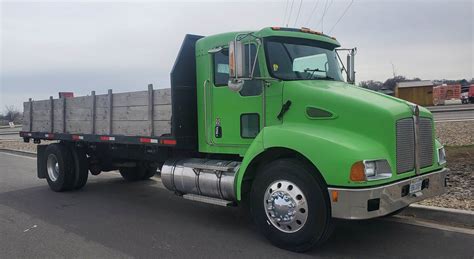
[20,86,177,146]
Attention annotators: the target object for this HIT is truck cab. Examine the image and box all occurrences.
[190,27,448,249]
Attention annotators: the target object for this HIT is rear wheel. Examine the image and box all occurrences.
[70,146,89,190]
[45,143,75,192]
[250,159,333,252]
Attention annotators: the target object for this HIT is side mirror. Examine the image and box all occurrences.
[346,48,356,84]
[228,78,244,92]
[228,40,246,92]
[228,40,246,78]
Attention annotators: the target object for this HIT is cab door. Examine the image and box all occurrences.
[207,44,263,153]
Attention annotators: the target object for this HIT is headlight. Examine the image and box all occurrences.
[364,161,376,177]
[350,159,392,182]
[437,146,446,165]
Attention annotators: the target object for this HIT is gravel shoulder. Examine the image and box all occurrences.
[418,145,473,211]
[435,121,474,146]
[0,140,54,152]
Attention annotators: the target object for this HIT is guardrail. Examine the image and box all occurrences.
[0,125,22,129]
[427,105,474,113]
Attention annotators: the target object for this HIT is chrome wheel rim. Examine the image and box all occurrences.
[46,154,60,182]
[264,180,308,233]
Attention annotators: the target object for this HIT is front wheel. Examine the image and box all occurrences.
[250,159,333,252]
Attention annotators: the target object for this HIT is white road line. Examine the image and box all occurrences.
[383,216,474,235]
[0,151,37,160]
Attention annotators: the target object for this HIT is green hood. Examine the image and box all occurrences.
[281,80,433,152]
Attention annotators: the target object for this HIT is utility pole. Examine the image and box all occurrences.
[391,62,397,78]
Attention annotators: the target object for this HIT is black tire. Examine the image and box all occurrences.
[119,167,145,181]
[250,158,333,252]
[142,165,157,180]
[70,146,89,190]
[119,163,156,181]
[44,143,75,192]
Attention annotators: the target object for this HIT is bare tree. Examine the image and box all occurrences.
[4,105,22,123]
[359,80,383,90]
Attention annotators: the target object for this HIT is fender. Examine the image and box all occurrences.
[235,123,392,200]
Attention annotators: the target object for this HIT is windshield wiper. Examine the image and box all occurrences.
[314,75,335,81]
[304,68,325,79]
[303,68,334,80]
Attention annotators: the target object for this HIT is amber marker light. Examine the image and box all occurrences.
[300,27,311,33]
[350,161,367,182]
[331,190,339,202]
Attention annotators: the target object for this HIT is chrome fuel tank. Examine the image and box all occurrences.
[161,158,241,201]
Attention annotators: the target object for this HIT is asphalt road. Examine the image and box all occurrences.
[432,110,474,122]
[427,104,474,122]
[0,126,21,140]
[1,152,473,258]
[427,103,474,112]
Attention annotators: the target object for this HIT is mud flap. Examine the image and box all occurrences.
[37,145,48,179]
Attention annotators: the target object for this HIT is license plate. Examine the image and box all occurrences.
[409,179,423,194]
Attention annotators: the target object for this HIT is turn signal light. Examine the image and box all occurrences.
[350,161,366,182]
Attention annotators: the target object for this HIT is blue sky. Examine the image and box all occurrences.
[1,0,473,110]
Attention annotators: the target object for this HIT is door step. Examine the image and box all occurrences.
[182,194,236,207]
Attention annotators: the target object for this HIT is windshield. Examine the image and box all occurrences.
[264,37,343,81]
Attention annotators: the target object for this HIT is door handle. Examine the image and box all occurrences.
[277,100,292,120]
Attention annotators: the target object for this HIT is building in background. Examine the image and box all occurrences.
[433,84,461,105]
[394,80,435,106]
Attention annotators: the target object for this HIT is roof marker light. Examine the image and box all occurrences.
[300,27,311,33]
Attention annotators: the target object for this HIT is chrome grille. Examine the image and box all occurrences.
[396,117,434,174]
[396,118,415,173]
[419,118,434,168]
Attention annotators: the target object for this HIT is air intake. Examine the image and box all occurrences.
[396,117,434,174]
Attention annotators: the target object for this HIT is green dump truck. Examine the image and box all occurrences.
[21,27,448,252]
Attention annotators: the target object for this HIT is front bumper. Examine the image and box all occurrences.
[328,168,448,219]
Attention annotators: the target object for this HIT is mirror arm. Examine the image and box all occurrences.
[250,39,261,79]
[335,49,348,74]
[248,42,251,78]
